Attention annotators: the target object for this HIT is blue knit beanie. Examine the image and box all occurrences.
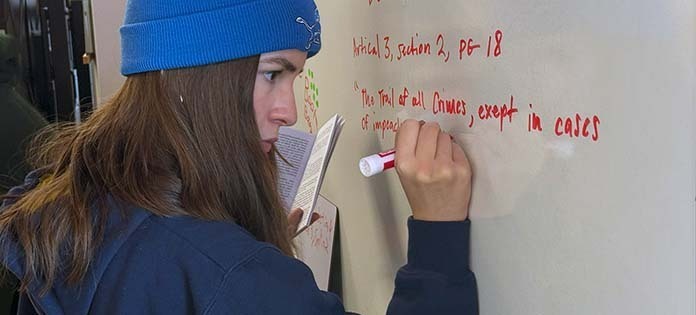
[120,0,321,76]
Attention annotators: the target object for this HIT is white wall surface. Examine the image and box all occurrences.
[90,0,126,104]
[300,1,696,314]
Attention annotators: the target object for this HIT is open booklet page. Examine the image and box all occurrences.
[275,127,315,210]
[291,114,343,230]
[294,195,337,291]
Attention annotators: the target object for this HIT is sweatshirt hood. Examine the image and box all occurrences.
[1,170,153,314]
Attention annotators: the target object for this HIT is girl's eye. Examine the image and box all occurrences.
[264,71,280,81]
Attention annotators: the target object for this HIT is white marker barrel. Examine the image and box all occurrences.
[359,149,396,177]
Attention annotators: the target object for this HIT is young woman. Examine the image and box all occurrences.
[0,0,478,314]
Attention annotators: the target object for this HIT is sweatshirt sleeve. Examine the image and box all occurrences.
[203,246,345,315]
[387,217,479,315]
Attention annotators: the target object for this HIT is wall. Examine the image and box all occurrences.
[297,1,696,314]
[90,0,126,104]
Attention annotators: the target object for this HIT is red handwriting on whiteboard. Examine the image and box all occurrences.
[554,114,600,141]
[395,33,432,61]
[353,35,381,59]
[528,104,543,133]
[459,30,503,59]
[433,90,468,117]
[400,88,426,109]
[352,81,602,142]
[477,95,519,132]
[352,30,504,63]
[373,117,402,139]
[378,88,395,108]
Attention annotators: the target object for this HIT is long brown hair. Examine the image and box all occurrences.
[0,56,293,293]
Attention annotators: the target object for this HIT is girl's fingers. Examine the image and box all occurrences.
[309,213,322,226]
[415,122,441,161]
[435,131,453,163]
[287,208,303,231]
[452,142,470,168]
[395,119,422,162]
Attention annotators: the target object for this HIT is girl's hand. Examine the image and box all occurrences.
[394,120,472,221]
[287,208,321,238]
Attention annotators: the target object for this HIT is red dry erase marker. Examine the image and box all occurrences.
[360,121,454,177]
[359,149,395,177]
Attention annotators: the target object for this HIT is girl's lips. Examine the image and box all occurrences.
[261,138,277,153]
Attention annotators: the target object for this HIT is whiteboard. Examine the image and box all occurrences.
[295,1,696,314]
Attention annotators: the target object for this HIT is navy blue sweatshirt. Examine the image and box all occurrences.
[2,171,478,314]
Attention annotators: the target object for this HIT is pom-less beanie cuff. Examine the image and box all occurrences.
[120,0,321,75]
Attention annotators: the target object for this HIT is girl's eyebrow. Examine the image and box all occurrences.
[259,57,300,73]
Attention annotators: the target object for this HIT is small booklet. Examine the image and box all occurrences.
[275,114,344,232]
